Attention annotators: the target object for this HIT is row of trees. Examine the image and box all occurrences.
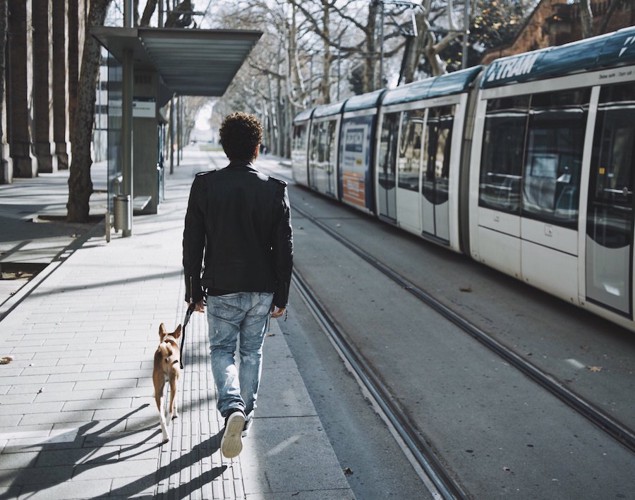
[1,1,619,221]
[205,0,536,158]
[107,1,537,160]
[206,0,629,158]
[71,0,595,220]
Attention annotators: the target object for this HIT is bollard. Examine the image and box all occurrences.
[113,194,132,233]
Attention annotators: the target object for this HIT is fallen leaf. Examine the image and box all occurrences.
[587,366,602,373]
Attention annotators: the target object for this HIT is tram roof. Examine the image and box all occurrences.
[481,26,635,89]
[293,108,314,123]
[312,101,346,118]
[92,27,262,107]
[343,89,386,112]
[382,66,483,106]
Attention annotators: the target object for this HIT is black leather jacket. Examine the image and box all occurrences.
[182,160,293,308]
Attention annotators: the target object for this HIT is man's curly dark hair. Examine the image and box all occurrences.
[219,112,263,161]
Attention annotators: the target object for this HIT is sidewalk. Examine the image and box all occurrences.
[0,147,354,499]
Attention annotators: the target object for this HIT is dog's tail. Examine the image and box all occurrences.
[156,342,180,368]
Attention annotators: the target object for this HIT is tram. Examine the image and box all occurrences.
[292,27,635,332]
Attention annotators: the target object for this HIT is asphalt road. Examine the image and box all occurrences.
[274,164,635,499]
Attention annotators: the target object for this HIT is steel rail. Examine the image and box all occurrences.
[292,270,467,500]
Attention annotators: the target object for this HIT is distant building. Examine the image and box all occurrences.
[481,0,635,65]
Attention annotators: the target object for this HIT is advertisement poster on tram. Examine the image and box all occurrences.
[340,115,373,209]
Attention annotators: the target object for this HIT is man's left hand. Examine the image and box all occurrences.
[271,306,285,319]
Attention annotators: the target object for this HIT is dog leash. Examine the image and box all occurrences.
[180,302,195,369]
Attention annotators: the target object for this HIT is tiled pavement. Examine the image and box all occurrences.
[0,147,355,499]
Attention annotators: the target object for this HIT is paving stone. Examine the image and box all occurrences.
[0,401,65,416]
[13,478,113,499]
[19,410,95,426]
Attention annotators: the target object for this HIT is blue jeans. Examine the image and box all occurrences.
[207,292,273,418]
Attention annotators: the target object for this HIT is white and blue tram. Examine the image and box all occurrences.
[292,27,635,332]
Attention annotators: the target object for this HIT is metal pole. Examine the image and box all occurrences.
[337,37,341,100]
[169,97,174,174]
[309,54,313,106]
[379,1,384,90]
[122,0,134,237]
[123,0,133,27]
[462,0,470,69]
[177,97,182,165]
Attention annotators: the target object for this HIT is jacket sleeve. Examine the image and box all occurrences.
[272,184,293,308]
[182,176,206,303]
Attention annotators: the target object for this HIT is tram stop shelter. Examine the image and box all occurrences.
[92,27,262,236]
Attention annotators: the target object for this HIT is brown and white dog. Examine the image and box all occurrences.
[153,323,182,442]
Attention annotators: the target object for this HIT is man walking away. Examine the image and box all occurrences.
[182,112,293,459]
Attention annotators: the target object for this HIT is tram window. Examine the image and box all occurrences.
[379,112,399,189]
[522,89,589,227]
[293,124,308,164]
[587,82,635,248]
[318,122,328,163]
[312,120,336,164]
[398,109,424,192]
[479,96,529,213]
[293,124,307,152]
[327,120,337,167]
[425,106,454,204]
[309,123,319,161]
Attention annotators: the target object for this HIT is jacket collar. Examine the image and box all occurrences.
[227,159,255,169]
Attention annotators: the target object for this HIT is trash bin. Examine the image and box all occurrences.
[113,194,132,233]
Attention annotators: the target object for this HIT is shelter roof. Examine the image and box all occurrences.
[92,27,262,106]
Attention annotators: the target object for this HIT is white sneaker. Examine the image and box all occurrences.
[221,411,245,459]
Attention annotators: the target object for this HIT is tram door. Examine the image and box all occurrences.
[309,119,338,198]
[377,112,399,221]
[586,83,634,316]
[396,109,425,233]
[422,106,454,242]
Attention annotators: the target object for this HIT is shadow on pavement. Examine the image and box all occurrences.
[0,403,225,499]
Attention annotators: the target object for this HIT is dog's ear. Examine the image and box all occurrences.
[159,323,166,337]
[172,325,182,339]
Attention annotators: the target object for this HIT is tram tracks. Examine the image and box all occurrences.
[292,269,465,499]
[291,203,635,496]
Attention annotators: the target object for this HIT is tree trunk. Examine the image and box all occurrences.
[579,0,594,38]
[67,0,112,222]
[599,0,624,35]
[0,0,6,182]
[318,0,332,103]
[287,3,306,106]
[0,0,7,135]
[140,0,158,27]
[364,0,379,93]
[401,10,428,84]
